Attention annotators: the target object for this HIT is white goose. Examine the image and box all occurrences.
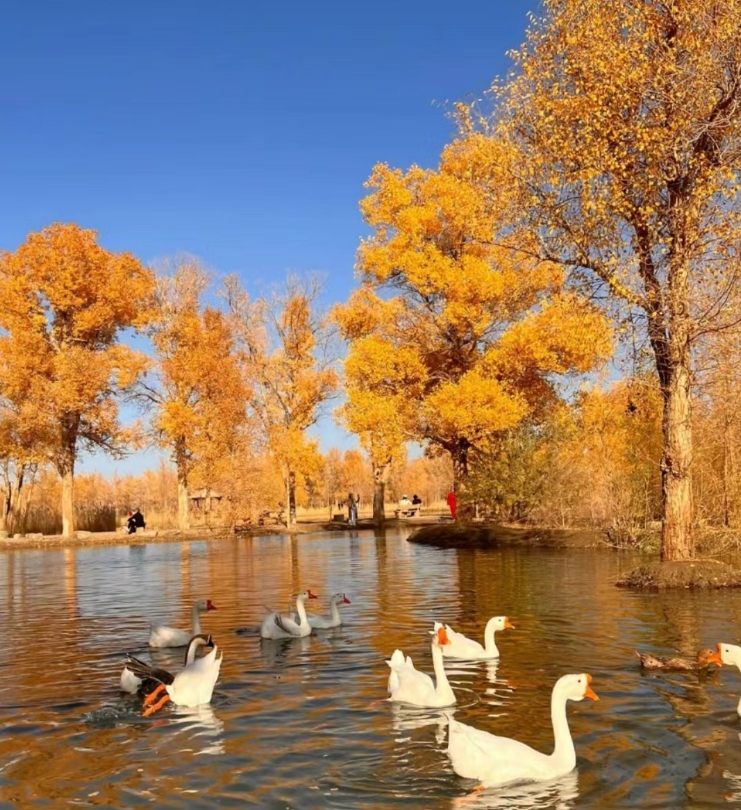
[148,599,217,648]
[122,634,222,716]
[121,633,214,695]
[437,616,514,660]
[260,590,318,639]
[448,673,598,788]
[708,643,741,715]
[304,592,351,628]
[386,625,456,707]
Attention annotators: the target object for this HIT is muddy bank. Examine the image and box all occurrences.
[407,522,604,549]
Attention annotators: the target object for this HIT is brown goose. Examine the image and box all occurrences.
[636,648,717,671]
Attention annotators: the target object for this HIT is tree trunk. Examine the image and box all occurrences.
[288,469,297,526]
[660,361,694,560]
[372,461,390,526]
[61,466,75,537]
[723,413,731,528]
[174,449,188,532]
[656,251,694,561]
[449,437,472,519]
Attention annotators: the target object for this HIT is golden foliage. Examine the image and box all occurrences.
[337,135,612,488]
[0,223,155,534]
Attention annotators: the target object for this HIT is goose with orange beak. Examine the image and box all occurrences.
[436,616,514,660]
[707,643,741,716]
[260,590,318,639]
[448,673,599,787]
[386,625,456,707]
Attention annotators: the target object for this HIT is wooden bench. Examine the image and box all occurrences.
[394,507,421,519]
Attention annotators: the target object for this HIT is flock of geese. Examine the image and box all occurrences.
[115,592,741,791]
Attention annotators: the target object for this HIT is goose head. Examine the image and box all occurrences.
[332,593,351,605]
[555,673,599,702]
[432,625,451,648]
[708,642,741,667]
[487,615,515,632]
[195,599,217,612]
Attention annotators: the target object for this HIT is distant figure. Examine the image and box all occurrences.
[399,494,412,510]
[128,508,146,534]
[347,493,357,526]
[412,494,422,506]
[446,490,457,520]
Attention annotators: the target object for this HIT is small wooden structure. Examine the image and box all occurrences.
[189,489,224,526]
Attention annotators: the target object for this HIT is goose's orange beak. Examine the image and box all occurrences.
[342,595,351,604]
[584,673,599,701]
[308,590,319,599]
[437,626,451,645]
[504,617,515,630]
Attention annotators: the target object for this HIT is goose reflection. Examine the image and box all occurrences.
[168,704,225,756]
[259,633,312,666]
[451,770,579,810]
[390,703,452,744]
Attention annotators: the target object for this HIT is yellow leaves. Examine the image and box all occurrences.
[0,223,155,472]
[422,372,530,445]
[347,134,612,469]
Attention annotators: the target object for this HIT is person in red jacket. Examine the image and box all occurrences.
[446,490,457,520]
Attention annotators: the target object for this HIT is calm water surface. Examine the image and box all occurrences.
[2,529,741,808]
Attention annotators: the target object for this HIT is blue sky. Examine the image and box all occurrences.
[0,0,536,476]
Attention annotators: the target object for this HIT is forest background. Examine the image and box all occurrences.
[2,1,741,562]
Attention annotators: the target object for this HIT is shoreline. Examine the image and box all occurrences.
[0,515,449,551]
[0,517,606,551]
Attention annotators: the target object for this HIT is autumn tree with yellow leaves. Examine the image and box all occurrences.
[471,0,741,560]
[0,223,154,536]
[228,276,338,526]
[334,309,424,524]
[337,137,611,515]
[138,258,248,530]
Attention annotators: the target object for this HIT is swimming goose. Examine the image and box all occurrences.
[291,592,351,628]
[121,633,214,696]
[260,590,318,639]
[386,625,456,707]
[636,648,717,671]
[708,643,741,715]
[447,673,598,788]
[148,599,217,648]
[437,616,514,660]
[126,635,223,716]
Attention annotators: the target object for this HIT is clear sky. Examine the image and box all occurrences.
[0,0,536,476]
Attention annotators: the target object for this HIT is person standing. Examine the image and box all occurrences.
[347,493,356,526]
[446,490,457,520]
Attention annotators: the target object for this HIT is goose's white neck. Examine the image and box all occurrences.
[191,604,203,635]
[483,618,501,656]
[330,600,342,623]
[549,688,576,772]
[295,596,310,628]
[432,642,455,704]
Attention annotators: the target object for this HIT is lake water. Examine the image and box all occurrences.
[2,529,741,808]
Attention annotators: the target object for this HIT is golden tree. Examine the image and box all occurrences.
[139,258,249,530]
[335,317,424,523]
[228,276,339,526]
[337,138,611,512]
[477,0,741,559]
[0,223,154,536]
